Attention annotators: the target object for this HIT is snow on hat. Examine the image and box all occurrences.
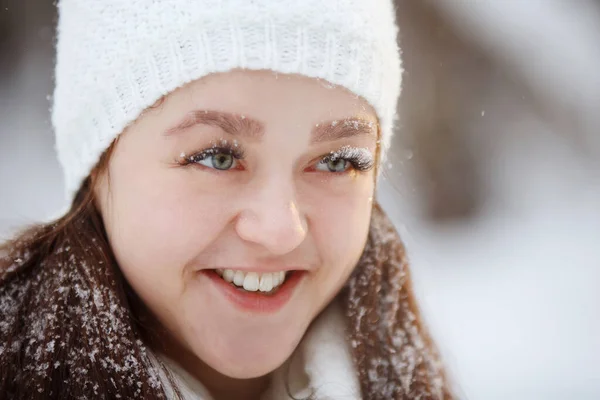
[52,0,403,207]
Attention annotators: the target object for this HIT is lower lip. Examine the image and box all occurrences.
[201,270,305,314]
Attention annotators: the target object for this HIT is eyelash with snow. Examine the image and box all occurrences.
[321,146,375,172]
[178,142,245,166]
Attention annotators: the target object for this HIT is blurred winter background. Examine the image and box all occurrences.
[1,1,598,399]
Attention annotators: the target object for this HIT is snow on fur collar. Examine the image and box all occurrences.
[158,299,360,399]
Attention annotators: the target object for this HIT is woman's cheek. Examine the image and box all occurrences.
[310,182,373,272]
[109,171,228,282]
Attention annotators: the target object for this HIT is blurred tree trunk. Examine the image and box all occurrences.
[393,0,486,222]
[392,0,600,224]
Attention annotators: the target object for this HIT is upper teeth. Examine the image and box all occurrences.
[216,269,287,292]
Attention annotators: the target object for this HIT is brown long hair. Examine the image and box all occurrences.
[0,145,453,399]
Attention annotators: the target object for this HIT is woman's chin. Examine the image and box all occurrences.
[179,285,313,379]
[216,361,282,380]
[180,322,304,379]
[201,344,294,379]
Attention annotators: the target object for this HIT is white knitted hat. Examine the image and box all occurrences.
[52,0,402,207]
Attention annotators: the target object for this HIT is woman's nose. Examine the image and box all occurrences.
[235,179,307,256]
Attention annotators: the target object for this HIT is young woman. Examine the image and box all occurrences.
[0,0,454,399]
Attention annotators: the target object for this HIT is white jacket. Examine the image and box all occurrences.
[158,300,361,400]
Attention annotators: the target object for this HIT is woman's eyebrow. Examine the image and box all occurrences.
[311,118,377,143]
[165,112,376,142]
[164,110,265,140]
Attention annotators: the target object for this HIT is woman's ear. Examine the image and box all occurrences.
[90,140,118,216]
[90,169,104,213]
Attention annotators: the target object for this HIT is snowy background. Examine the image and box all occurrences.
[1,1,599,399]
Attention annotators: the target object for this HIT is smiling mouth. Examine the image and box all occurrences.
[202,269,304,314]
[214,269,290,295]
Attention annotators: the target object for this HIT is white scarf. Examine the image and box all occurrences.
[158,300,361,399]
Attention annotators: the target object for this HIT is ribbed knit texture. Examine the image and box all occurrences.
[52,0,402,205]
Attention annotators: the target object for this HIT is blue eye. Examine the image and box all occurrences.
[196,152,237,170]
[181,145,244,171]
[316,158,351,172]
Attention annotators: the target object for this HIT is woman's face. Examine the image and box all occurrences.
[95,70,378,379]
